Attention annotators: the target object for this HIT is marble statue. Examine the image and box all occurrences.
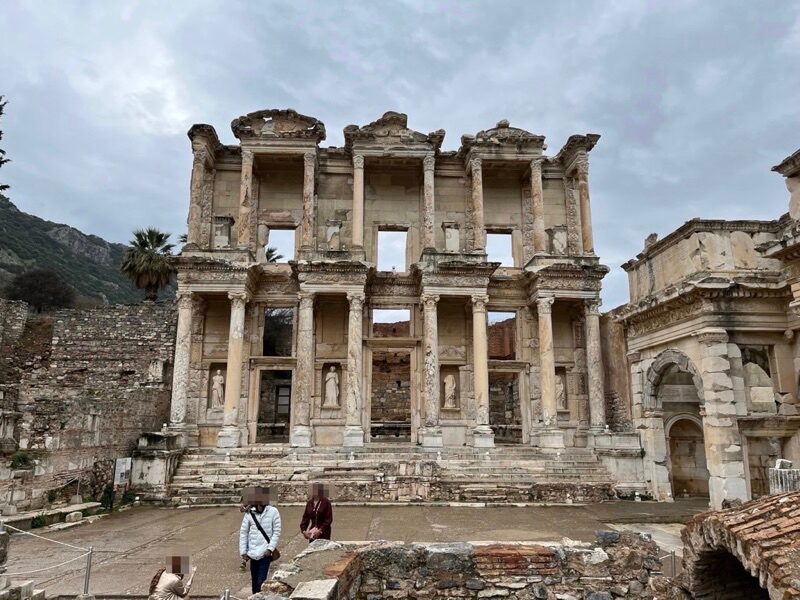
[443,373,457,408]
[211,370,225,408]
[555,374,566,410]
[323,366,340,408]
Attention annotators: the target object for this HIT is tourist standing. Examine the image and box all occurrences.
[148,557,197,600]
[300,483,333,541]
[239,486,282,593]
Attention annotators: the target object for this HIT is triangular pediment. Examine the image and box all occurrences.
[343,111,444,153]
[231,108,326,142]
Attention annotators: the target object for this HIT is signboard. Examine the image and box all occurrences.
[114,457,132,489]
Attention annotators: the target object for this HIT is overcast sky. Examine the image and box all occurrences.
[1,1,798,307]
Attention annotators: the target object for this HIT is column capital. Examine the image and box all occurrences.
[352,154,365,169]
[228,291,249,305]
[574,153,589,177]
[303,151,316,168]
[530,157,544,172]
[536,296,555,315]
[471,294,489,311]
[421,294,440,310]
[297,291,315,308]
[469,156,482,173]
[176,290,194,307]
[241,148,254,162]
[584,299,602,316]
[423,153,436,172]
[193,147,210,168]
[347,291,365,310]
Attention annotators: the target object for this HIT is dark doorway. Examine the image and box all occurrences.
[489,371,522,443]
[370,350,411,441]
[257,370,292,442]
[691,549,768,599]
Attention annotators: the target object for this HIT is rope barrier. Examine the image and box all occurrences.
[4,551,90,576]
[2,522,89,551]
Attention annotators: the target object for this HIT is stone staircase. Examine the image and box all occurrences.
[162,444,617,505]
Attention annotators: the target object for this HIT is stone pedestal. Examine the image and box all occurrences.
[290,425,312,448]
[538,428,566,449]
[216,426,241,448]
[472,425,495,448]
[343,426,365,447]
[419,427,444,448]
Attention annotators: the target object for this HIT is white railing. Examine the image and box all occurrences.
[768,459,800,494]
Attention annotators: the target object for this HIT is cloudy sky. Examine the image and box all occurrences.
[1,0,798,307]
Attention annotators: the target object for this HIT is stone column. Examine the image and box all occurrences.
[420,294,443,447]
[470,157,486,252]
[531,158,546,254]
[344,292,365,446]
[422,153,436,251]
[695,327,748,509]
[291,292,314,447]
[537,296,564,448]
[576,155,594,254]
[299,151,316,251]
[471,294,494,447]
[217,292,248,448]
[352,154,365,249]
[564,175,583,256]
[187,149,208,247]
[585,299,606,432]
[237,149,254,251]
[169,291,193,436]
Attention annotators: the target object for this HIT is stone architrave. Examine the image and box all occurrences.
[344,292,365,446]
[217,292,248,448]
[585,299,606,431]
[291,292,314,447]
[422,153,436,251]
[471,294,494,447]
[537,296,565,448]
[237,149,254,251]
[470,157,486,252]
[530,158,546,254]
[352,155,365,249]
[421,294,443,447]
[694,327,748,509]
[575,155,594,253]
[300,151,316,250]
[187,149,209,246]
[169,291,193,433]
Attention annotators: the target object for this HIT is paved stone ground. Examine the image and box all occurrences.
[5,500,706,597]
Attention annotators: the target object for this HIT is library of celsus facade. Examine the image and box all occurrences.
[169,109,617,453]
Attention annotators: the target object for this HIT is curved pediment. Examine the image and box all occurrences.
[343,111,445,153]
[460,120,545,153]
[231,108,326,142]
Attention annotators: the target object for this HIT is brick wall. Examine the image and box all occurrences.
[370,351,411,423]
[1,302,176,509]
[487,317,515,359]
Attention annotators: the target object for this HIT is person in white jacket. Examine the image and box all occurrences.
[239,486,282,593]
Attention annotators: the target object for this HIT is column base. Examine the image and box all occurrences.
[538,428,566,449]
[472,425,495,448]
[290,425,313,448]
[168,424,199,448]
[343,425,365,447]
[419,426,444,448]
[216,426,242,449]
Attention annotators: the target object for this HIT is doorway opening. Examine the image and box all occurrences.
[668,418,709,498]
[370,350,412,441]
[489,371,522,443]
[257,370,292,443]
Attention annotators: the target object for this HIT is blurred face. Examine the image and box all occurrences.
[167,555,190,576]
[253,487,269,511]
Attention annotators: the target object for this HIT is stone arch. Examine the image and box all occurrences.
[643,349,704,410]
[682,492,800,598]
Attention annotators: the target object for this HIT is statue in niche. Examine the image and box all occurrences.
[555,373,567,410]
[326,222,341,251]
[323,366,340,408]
[443,373,457,408]
[444,226,460,253]
[256,222,270,262]
[211,370,225,408]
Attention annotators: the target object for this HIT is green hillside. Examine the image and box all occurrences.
[0,195,151,304]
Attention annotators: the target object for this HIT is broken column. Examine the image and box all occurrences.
[537,296,565,448]
[420,294,443,447]
[344,292,365,447]
[470,157,486,252]
[471,294,494,447]
[291,292,314,448]
[217,291,248,448]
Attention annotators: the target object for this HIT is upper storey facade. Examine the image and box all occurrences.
[182,109,601,270]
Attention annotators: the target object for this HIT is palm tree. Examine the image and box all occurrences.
[120,228,175,301]
[265,246,283,263]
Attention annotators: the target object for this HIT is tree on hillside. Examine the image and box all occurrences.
[1,96,10,193]
[120,228,175,301]
[5,268,76,312]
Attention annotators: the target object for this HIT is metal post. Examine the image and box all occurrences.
[83,546,93,595]
[671,550,676,576]
[224,589,230,600]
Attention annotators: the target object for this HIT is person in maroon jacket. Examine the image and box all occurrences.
[300,483,333,541]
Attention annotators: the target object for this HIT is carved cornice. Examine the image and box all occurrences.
[459,120,546,156]
[187,124,223,154]
[343,111,445,154]
[772,147,800,177]
[231,108,326,142]
[555,134,600,169]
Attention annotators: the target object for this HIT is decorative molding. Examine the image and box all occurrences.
[231,108,326,142]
